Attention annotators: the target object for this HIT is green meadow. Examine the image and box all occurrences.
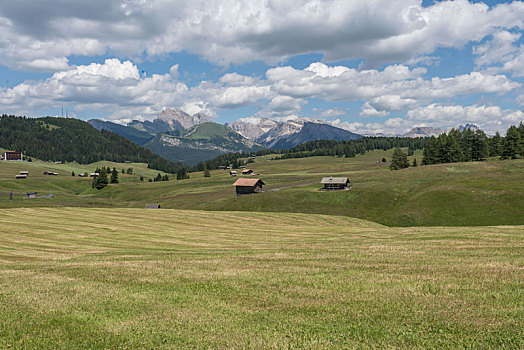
[1,149,523,226]
[0,208,522,349]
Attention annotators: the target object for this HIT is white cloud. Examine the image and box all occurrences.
[473,30,521,67]
[2,1,524,70]
[0,59,189,119]
[1,58,521,135]
[406,104,524,133]
[311,107,347,118]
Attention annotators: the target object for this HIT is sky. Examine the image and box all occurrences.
[0,0,524,135]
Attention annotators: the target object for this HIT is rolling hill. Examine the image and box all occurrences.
[1,147,522,227]
[0,115,183,173]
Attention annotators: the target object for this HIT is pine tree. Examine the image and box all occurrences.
[71,171,75,176]
[92,168,108,190]
[110,167,119,183]
[518,122,524,156]
[472,130,489,161]
[412,158,418,167]
[502,125,521,159]
[204,168,211,177]
[390,148,409,170]
[154,173,162,182]
[489,132,503,157]
[177,167,188,180]
[422,136,439,165]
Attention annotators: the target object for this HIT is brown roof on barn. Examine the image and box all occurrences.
[233,178,265,186]
[321,177,349,184]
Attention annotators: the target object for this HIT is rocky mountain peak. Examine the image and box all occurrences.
[158,108,212,130]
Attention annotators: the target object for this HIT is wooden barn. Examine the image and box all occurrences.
[241,169,253,175]
[321,177,350,190]
[233,178,265,195]
[3,151,22,161]
[145,204,161,209]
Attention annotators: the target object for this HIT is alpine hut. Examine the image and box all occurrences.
[320,177,350,190]
[233,178,265,195]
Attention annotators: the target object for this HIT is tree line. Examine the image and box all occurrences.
[422,123,524,165]
[0,115,183,174]
[190,137,427,171]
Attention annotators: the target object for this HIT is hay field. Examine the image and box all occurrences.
[0,208,522,349]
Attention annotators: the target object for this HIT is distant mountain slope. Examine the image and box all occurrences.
[230,118,278,140]
[144,122,266,165]
[0,115,183,173]
[129,108,212,133]
[128,119,174,134]
[259,121,362,149]
[88,119,153,145]
[403,127,443,138]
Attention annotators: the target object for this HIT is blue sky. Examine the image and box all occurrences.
[0,0,523,135]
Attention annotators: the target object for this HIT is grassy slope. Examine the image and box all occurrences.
[0,159,169,207]
[1,150,523,226]
[0,208,522,349]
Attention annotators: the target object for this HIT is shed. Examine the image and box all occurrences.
[230,170,237,176]
[233,178,265,195]
[3,151,22,161]
[15,174,27,179]
[44,171,58,176]
[241,169,253,175]
[320,177,350,190]
[89,172,99,177]
[19,171,29,175]
[145,204,161,209]
[218,165,226,170]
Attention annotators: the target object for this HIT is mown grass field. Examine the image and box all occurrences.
[0,208,522,349]
[1,150,523,226]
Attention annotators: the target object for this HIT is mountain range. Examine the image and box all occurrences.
[89,108,364,165]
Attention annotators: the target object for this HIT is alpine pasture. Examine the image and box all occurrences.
[1,150,523,348]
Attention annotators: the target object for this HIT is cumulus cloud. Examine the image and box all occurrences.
[0,59,189,119]
[1,59,521,134]
[2,1,524,70]
[405,104,524,133]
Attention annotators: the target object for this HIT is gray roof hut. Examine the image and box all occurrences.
[321,177,350,190]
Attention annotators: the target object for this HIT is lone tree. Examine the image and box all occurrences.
[71,171,75,176]
[390,148,409,170]
[204,168,211,177]
[177,167,189,180]
[110,167,119,184]
[92,168,108,190]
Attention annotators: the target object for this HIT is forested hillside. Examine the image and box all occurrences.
[0,115,183,173]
